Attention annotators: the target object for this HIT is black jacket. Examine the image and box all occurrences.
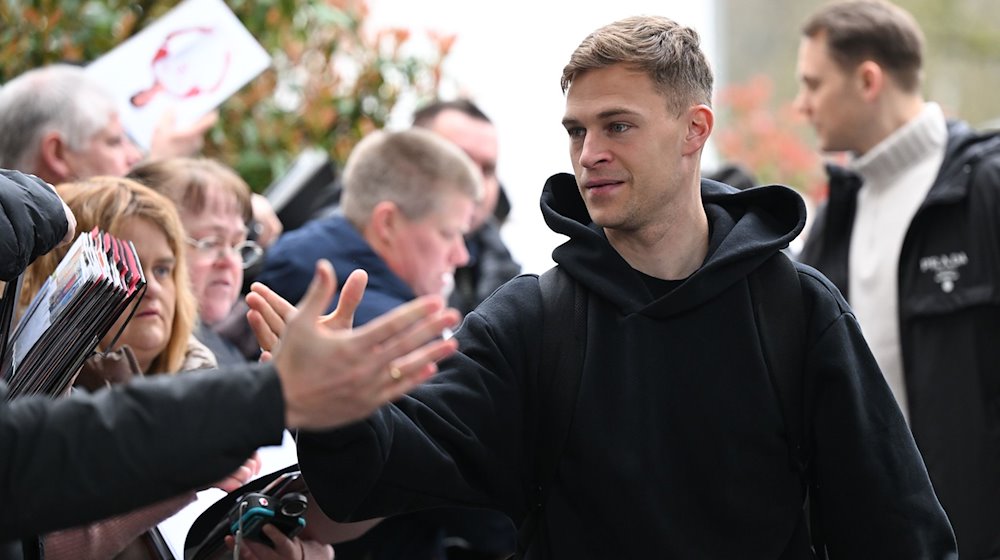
[0,366,286,560]
[449,218,521,316]
[0,170,68,282]
[298,173,955,558]
[799,121,1000,560]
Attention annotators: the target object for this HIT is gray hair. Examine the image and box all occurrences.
[0,64,119,172]
[340,128,483,227]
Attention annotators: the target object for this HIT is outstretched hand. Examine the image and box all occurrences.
[246,268,367,358]
[270,260,460,430]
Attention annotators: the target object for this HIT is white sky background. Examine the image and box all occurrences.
[366,1,718,274]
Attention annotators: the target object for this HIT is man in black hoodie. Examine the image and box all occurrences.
[795,2,1000,558]
[283,15,956,558]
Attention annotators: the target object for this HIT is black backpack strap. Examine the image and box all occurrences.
[749,252,825,559]
[749,253,806,474]
[515,266,587,557]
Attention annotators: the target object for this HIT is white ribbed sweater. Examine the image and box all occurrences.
[847,102,947,423]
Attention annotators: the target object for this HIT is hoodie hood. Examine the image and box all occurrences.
[540,172,806,317]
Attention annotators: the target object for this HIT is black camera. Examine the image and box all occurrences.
[185,469,310,559]
[227,490,308,547]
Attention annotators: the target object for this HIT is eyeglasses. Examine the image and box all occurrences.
[185,235,263,269]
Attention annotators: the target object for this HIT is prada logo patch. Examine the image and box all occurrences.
[919,251,968,293]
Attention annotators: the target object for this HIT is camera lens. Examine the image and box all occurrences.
[279,493,308,516]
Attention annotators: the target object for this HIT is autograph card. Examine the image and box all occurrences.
[86,0,271,151]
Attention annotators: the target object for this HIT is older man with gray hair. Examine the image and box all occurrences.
[0,64,144,182]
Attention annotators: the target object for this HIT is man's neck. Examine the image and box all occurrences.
[30,159,70,186]
[606,194,709,281]
[856,94,926,157]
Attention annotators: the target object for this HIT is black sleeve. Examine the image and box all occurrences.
[799,270,957,557]
[297,276,539,523]
[0,364,286,539]
[0,169,69,281]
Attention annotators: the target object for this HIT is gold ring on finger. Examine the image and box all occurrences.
[389,366,403,381]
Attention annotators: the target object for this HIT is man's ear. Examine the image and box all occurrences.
[682,104,714,156]
[367,200,402,249]
[37,132,74,183]
[856,60,884,101]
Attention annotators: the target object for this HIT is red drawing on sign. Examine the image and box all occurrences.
[130,26,232,108]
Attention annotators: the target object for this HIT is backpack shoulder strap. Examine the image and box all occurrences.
[516,266,587,557]
[748,251,826,559]
[749,252,807,473]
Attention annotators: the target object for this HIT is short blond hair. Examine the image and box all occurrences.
[340,128,482,228]
[561,15,714,114]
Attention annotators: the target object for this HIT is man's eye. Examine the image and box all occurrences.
[610,123,631,134]
[566,127,585,139]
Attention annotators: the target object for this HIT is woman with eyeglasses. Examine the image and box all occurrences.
[129,158,264,368]
[129,159,341,560]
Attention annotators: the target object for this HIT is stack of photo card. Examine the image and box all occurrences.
[0,228,146,400]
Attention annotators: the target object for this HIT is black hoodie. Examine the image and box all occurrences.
[297,173,956,559]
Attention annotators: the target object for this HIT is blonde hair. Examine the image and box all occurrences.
[20,176,197,374]
[561,15,714,114]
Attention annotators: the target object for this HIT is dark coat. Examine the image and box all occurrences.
[0,170,68,282]
[0,366,286,559]
[800,121,1000,559]
[254,213,414,324]
[449,218,521,316]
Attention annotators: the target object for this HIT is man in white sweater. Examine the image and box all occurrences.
[795,1,1000,558]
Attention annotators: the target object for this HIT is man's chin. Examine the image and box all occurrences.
[816,137,848,154]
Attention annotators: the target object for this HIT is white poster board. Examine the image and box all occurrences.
[86,0,271,151]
